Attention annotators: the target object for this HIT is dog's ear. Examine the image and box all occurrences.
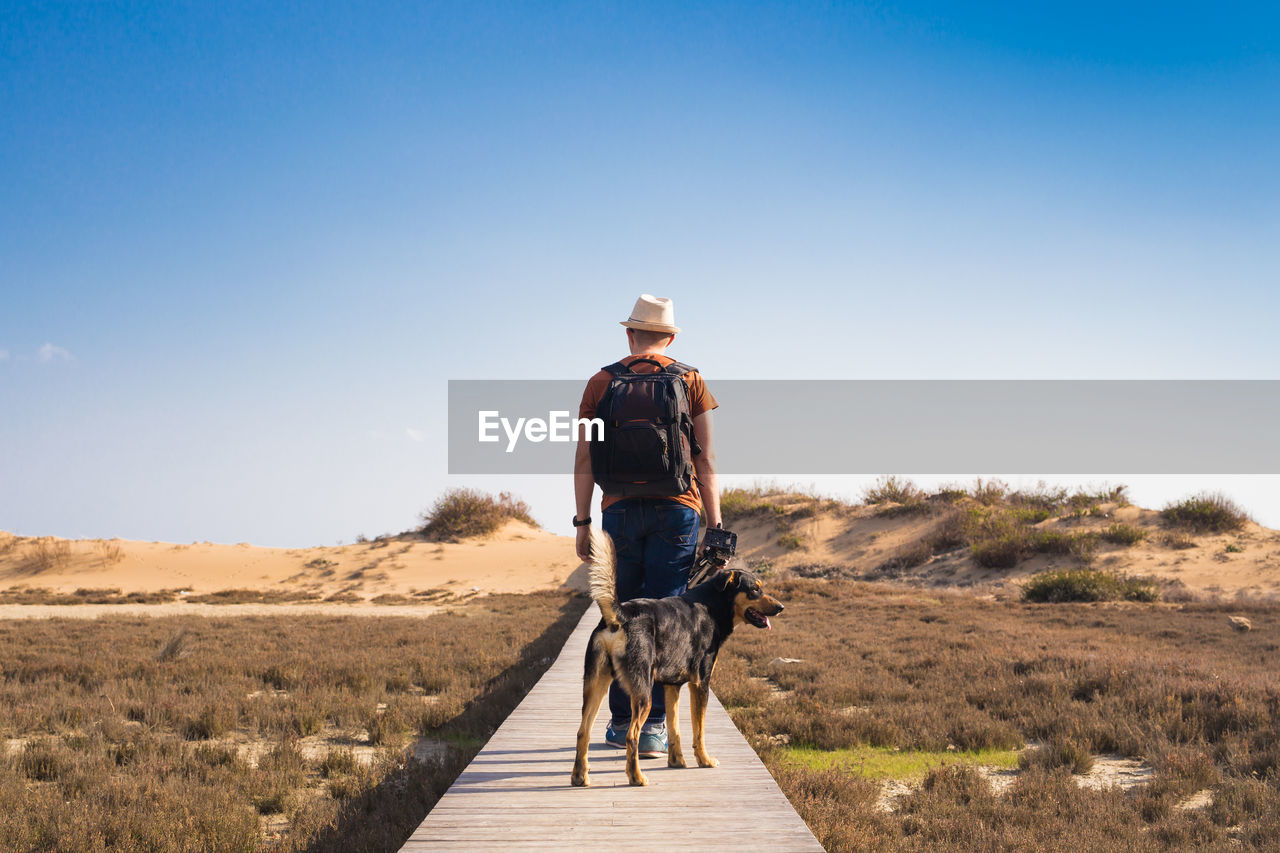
[718,570,738,591]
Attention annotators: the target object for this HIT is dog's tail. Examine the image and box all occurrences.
[588,528,620,627]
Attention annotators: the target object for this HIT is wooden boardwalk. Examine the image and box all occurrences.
[401,606,824,851]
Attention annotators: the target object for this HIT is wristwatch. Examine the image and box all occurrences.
[572,516,592,527]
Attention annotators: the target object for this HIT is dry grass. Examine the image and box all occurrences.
[21,538,72,572]
[184,589,323,605]
[94,539,125,566]
[1162,492,1251,533]
[718,577,1280,851]
[864,476,924,506]
[721,485,845,532]
[0,587,182,605]
[0,591,586,851]
[417,489,537,542]
[851,480,1155,577]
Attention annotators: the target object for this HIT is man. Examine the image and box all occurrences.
[573,294,721,757]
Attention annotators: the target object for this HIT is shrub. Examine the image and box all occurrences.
[1100,523,1147,546]
[316,748,358,778]
[1020,737,1094,774]
[927,509,969,552]
[721,487,782,520]
[367,707,410,746]
[1010,507,1052,524]
[182,704,236,740]
[1022,569,1159,603]
[1008,483,1068,513]
[1209,777,1280,827]
[23,539,72,572]
[418,489,536,541]
[1065,485,1129,512]
[970,478,1008,505]
[777,533,805,552]
[1028,530,1097,563]
[1162,492,1249,533]
[19,739,70,781]
[863,475,922,505]
[971,536,1024,569]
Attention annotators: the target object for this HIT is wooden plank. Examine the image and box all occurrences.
[400,607,823,852]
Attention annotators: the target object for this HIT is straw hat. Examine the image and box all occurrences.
[620,294,681,334]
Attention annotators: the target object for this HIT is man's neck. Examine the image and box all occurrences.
[627,347,669,357]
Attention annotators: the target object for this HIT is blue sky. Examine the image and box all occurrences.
[2,2,1277,545]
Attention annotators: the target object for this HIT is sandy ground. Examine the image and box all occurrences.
[0,602,448,620]
[0,521,588,601]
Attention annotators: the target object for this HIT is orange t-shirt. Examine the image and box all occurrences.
[579,353,718,514]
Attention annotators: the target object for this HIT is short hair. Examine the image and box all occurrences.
[628,328,674,349]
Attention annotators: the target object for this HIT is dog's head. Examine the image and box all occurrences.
[713,569,784,630]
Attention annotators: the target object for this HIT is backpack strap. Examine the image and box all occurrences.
[663,361,696,375]
[601,361,631,377]
[602,357,695,376]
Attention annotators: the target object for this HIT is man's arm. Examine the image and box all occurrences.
[693,411,721,528]
[573,436,594,560]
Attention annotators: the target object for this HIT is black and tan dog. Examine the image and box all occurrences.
[571,528,784,787]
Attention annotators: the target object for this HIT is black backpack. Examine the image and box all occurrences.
[590,357,701,497]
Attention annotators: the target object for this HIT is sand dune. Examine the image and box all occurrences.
[4,495,1278,610]
[729,496,1280,596]
[0,521,587,600]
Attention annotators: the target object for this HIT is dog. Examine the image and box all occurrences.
[571,528,784,787]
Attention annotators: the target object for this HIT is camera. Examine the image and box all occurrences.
[701,525,737,565]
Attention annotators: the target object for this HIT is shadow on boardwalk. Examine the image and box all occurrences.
[300,594,590,853]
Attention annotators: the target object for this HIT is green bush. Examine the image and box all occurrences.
[1029,530,1097,562]
[1022,569,1159,603]
[418,489,536,541]
[1162,492,1249,533]
[1009,507,1052,524]
[971,536,1024,569]
[1101,523,1147,546]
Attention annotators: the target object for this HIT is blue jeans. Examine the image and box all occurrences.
[602,498,700,726]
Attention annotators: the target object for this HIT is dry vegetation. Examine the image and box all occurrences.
[720,479,1264,595]
[0,587,468,606]
[715,577,1280,851]
[0,587,182,605]
[0,592,586,851]
[417,489,537,542]
[1162,493,1252,533]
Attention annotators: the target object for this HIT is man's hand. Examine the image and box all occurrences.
[576,525,591,561]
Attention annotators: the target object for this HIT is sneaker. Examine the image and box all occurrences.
[638,721,667,758]
[604,719,627,749]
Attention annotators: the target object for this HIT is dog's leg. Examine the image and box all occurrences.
[664,684,686,768]
[571,667,612,787]
[626,692,651,786]
[690,682,718,768]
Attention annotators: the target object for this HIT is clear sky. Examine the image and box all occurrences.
[2,2,1277,545]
